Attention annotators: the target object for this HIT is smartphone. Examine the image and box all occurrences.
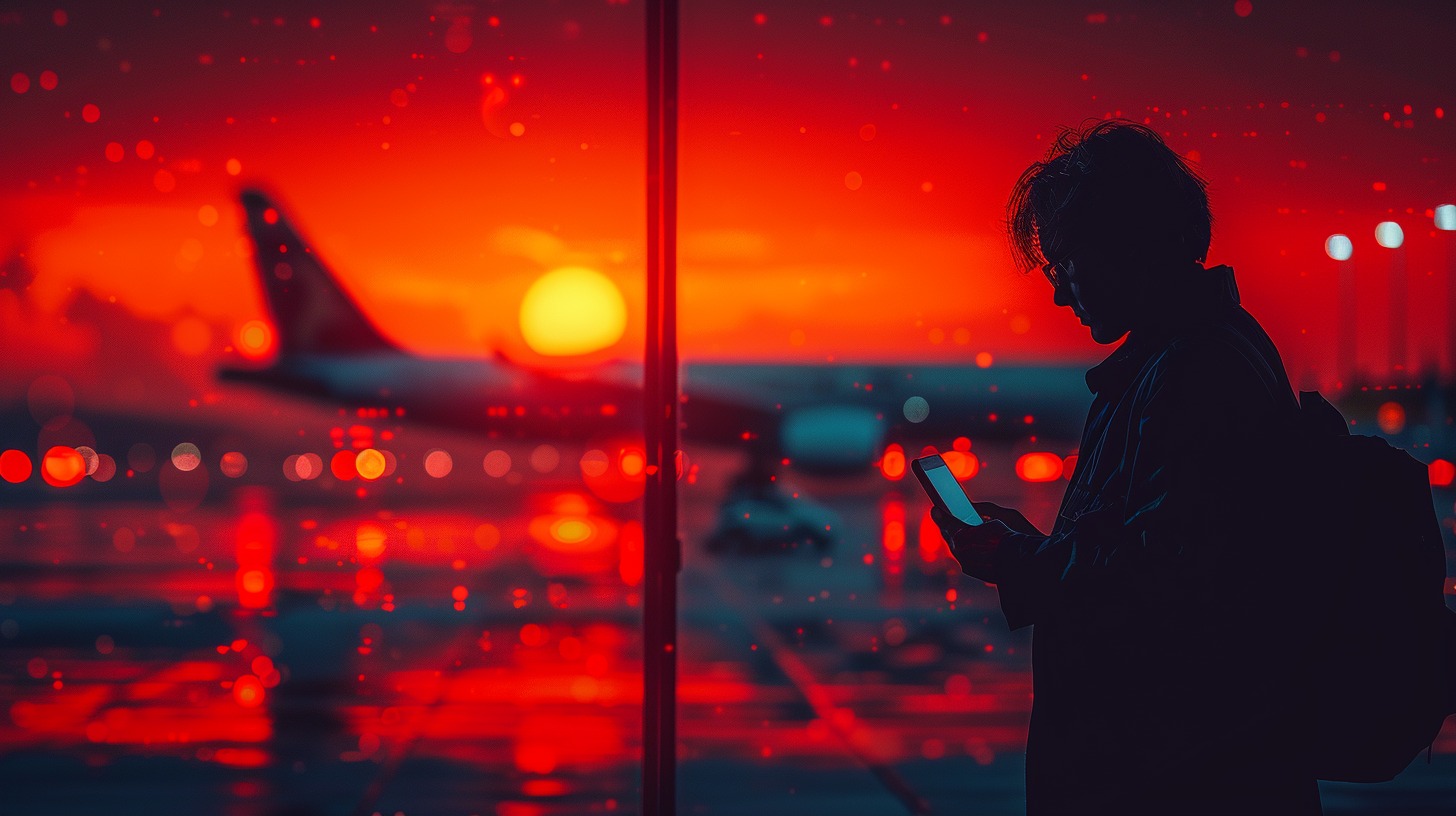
[911,454,983,526]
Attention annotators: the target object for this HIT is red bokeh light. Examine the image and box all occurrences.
[0,449,33,483]
[41,446,86,487]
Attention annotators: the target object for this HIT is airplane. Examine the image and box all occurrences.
[221,189,1096,481]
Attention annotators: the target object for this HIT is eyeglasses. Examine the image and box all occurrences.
[1041,257,1072,289]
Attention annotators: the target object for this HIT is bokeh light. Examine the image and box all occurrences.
[0,450,33,483]
[1015,452,1064,483]
[171,443,202,472]
[220,451,248,478]
[1324,234,1353,261]
[483,450,512,477]
[902,396,930,423]
[1374,221,1404,249]
[237,320,275,359]
[41,447,86,487]
[354,448,387,481]
[1376,401,1407,435]
[1436,204,1456,231]
[424,449,453,478]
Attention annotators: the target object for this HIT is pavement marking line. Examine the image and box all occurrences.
[700,569,935,815]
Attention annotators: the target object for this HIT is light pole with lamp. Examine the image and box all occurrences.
[1375,220,1407,377]
[1326,233,1356,390]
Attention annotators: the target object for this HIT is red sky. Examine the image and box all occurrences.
[1,1,1453,387]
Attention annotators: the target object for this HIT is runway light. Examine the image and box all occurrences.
[1375,221,1404,249]
[1436,205,1456,231]
[1324,234,1353,261]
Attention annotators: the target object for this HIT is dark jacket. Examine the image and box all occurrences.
[993,265,1323,815]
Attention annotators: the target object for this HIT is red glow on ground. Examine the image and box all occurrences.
[1015,452,1064,483]
[41,446,86,487]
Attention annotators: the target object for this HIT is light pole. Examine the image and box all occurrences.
[1326,233,1355,389]
[1375,221,1406,377]
[1438,204,1456,380]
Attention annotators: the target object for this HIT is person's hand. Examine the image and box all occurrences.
[931,507,1014,583]
[971,502,1044,537]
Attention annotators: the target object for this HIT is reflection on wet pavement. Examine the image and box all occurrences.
[1,444,1453,815]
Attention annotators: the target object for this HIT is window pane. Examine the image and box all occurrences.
[0,4,645,812]
[677,3,1455,813]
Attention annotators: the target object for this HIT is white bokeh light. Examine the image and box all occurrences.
[1375,221,1404,249]
[1324,234,1353,261]
[1435,204,1456,231]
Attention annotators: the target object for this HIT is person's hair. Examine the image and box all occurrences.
[1005,119,1212,274]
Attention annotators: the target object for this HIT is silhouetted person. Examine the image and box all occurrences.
[932,121,1321,815]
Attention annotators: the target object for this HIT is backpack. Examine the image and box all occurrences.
[1208,324,1456,780]
[1282,389,1456,782]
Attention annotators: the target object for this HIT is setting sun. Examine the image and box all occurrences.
[518,267,628,356]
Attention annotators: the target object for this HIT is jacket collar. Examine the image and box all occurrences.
[1084,264,1241,395]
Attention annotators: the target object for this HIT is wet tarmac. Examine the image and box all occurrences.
[2,420,1454,815]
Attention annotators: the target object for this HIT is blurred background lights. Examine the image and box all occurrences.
[237,319,274,359]
[74,446,99,476]
[220,451,248,478]
[424,449,453,478]
[171,443,202,472]
[531,444,560,473]
[902,396,930,423]
[1324,234,1353,261]
[518,267,628,356]
[483,450,512,477]
[1015,452,1064,483]
[0,450,33,483]
[41,446,86,487]
[579,449,609,478]
[1374,221,1404,249]
[1376,401,1406,435]
[354,448,386,480]
[1436,204,1456,231]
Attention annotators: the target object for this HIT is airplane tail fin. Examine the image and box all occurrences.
[239,189,399,356]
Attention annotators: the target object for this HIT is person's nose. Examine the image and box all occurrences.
[1052,281,1073,309]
